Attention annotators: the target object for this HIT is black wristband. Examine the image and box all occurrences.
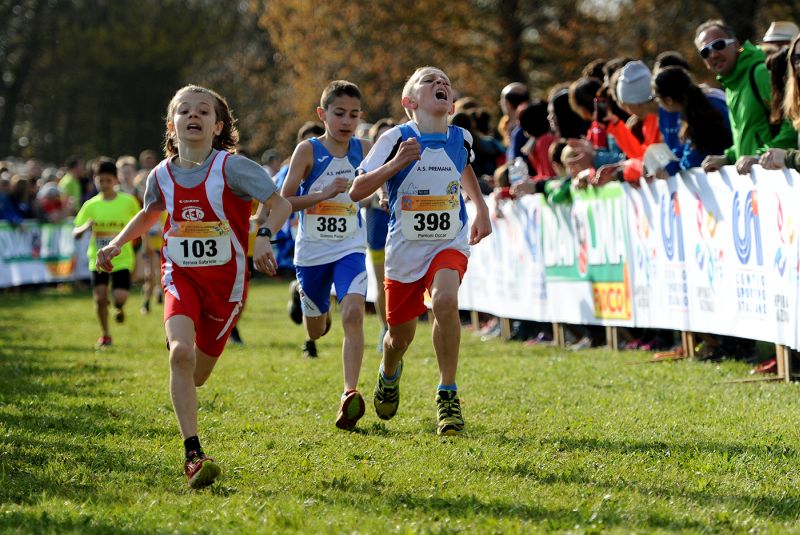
[256,227,273,239]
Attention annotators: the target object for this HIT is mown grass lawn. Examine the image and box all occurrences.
[2,278,800,534]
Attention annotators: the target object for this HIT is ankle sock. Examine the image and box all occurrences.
[184,436,202,458]
[379,363,400,382]
[437,383,457,392]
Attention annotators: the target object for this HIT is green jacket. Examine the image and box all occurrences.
[718,41,797,162]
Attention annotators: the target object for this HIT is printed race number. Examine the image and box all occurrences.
[167,234,231,267]
[413,212,451,232]
[316,217,348,234]
[178,238,219,259]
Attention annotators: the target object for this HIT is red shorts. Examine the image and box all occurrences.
[164,275,246,358]
[385,249,468,326]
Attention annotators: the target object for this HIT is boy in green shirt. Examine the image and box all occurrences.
[73,158,140,347]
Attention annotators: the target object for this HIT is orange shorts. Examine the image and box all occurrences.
[384,249,468,326]
[164,276,245,358]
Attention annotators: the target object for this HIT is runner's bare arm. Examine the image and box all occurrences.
[460,164,492,245]
[350,138,421,202]
[96,207,162,272]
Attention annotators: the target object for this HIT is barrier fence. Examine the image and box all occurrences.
[4,166,799,354]
[454,165,800,351]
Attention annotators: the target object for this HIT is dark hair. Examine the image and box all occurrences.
[655,50,690,72]
[518,101,551,137]
[450,111,473,131]
[320,80,362,109]
[549,138,568,170]
[549,87,589,139]
[368,118,396,143]
[695,19,736,41]
[296,121,325,142]
[602,57,635,80]
[64,156,81,169]
[164,85,238,158]
[765,46,789,125]
[92,157,117,177]
[504,90,530,111]
[470,108,492,135]
[568,77,602,117]
[653,66,732,153]
[582,59,607,81]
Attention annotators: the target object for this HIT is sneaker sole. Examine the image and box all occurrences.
[335,393,366,430]
[189,460,221,489]
[437,426,463,436]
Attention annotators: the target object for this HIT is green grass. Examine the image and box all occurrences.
[3,279,800,533]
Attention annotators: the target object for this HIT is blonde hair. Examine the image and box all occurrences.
[784,35,800,130]
[401,66,449,120]
[163,85,239,158]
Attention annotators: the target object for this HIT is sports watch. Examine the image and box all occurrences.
[256,227,273,239]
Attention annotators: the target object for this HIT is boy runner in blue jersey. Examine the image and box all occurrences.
[280,81,373,431]
[350,67,492,435]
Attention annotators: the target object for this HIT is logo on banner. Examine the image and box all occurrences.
[660,192,684,262]
[774,196,795,277]
[732,190,762,266]
[694,197,722,289]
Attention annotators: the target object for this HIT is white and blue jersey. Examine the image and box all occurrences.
[358,122,473,283]
[294,137,367,267]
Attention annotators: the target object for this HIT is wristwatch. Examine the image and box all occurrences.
[256,227,273,239]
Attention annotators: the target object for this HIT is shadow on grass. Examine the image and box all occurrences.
[0,510,151,535]
[312,487,708,531]
[488,435,800,523]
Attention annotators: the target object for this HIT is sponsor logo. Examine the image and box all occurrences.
[416,189,430,195]
[179,199,199,204]
[446,180,459,195]
[181,206,205,221]
[317,156,329,163]
[732,190,762,266]
[660,192,684,262]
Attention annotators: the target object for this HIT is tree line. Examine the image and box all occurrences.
[1,0,796,164]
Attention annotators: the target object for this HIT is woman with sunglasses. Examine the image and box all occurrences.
[694,19,797,175]
[760,34,800,171]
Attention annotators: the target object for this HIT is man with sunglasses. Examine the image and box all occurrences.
[695,19,796,175]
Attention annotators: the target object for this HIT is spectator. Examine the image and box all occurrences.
[499,82,530,162]
[518,101,557,179]
[765,46,789,128]
[116,155,139,199]
[759,21,799,55]
[7,175,35,222]
[567,77,625,169]
[695,19,797,175]
[595,60,662,184]
[260,149,280,178]
[760,34,800,171]
[652,66,732,173]
[59,156,84,214]
[547,85,589,140]
[469,107,506,177]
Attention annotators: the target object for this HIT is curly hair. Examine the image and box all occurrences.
[163,85,239,158]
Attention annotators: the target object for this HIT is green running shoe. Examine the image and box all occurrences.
[373,360,403,420]
[335,390,366,430]
[436,390,464,436]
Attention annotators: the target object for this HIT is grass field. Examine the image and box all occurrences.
[3,278,800,534]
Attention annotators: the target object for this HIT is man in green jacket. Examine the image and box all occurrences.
[695,19,797,175]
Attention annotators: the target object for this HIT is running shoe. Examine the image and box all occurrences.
[373,360,403,420]
[288,280,303,325]
[436,390,464,436]
[184,450,220,489]
[335,390,366,430]
[114,307,125,324]
[95,336,112,349]
[302,339,318,358]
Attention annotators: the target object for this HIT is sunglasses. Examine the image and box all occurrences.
[698,38,736,59]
